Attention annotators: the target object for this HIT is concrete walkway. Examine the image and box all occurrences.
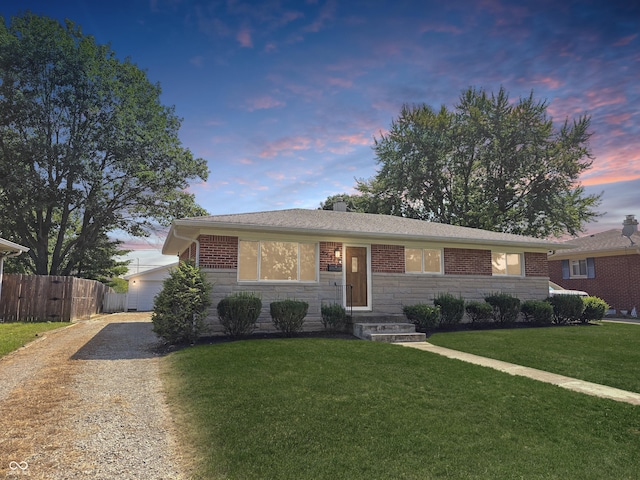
[397,341,640,406]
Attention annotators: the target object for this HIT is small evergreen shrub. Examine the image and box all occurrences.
[521,300,554,325]
[465,301,494,324]
[321,303,347,332]
[549,295,585,324]
[402,304,440,332]
[581,296,608,323]
[217,292,262,336]
[433,293,465,326]
[485,293,521,325]
[152,261,212,345]
[270,299,309,336]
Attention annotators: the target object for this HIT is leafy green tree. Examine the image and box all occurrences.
[0,13,208,275]
[152,261,212,344]
[356,87,601,237]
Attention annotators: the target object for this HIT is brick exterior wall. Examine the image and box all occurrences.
[371,244,405,273]
[320,241,343,271]
[179,243,197,262]
[444,248,492,275]
[198,235,238,269]
[524,252,548,277]
[549,254,640,313]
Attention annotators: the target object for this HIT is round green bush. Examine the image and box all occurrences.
[270,299,309,336]
[217,292,262,337]
[548,295,585,324]
[521,300,554,325]
[465,301,494,324]
[402,304,440,332]
[321,303,347,332]
[433,293,465,326]
[485,293,521,324]
[581,296,608,323]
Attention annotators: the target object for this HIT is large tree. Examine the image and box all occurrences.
[0,13,208,275]
[356,87,601,238]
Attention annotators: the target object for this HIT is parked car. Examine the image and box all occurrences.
[548,281,588,297]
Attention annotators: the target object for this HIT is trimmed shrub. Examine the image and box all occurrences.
[581,296,609,323]
[549,295,585,324]
[485,293,521,325]
[321,303,347,332]
[217,292,262,336]
[270,299,309,336]
[521,300,554,325]
[152,261,212,345]
[433,293,465,326]
[465,301,494,324]
[402,304,440,332]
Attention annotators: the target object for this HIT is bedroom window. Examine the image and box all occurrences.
[492,252,522,276]
[405,248,442,273]
[238,240,317,282]
[571,259,587,277]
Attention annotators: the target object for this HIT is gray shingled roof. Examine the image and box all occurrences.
[549,229,640,257]
[171,209,567,249]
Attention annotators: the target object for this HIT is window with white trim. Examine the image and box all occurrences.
[405,248,442,274]
[238,240,317,282]
[571,259,587,277]
[492,252,522,276]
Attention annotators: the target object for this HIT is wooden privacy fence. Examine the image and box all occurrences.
[0,274,111,322]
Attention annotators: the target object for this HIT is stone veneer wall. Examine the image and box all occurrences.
[202,270,343,334]
[370,273,549,315]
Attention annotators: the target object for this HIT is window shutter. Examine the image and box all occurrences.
[587,257,595,278]
[561,260,570,279]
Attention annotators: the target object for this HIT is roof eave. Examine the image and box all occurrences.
[166,219,567,252]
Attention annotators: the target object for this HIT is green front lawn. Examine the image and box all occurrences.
[0,322,71,357]
[164,338,640,480]
[429,322,640,393]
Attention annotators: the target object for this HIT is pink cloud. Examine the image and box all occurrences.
[245,95,285,111]
[584,88,626,110]
[613,34,637,47]
[327,77,353,88]
[337,133,370,146]
[302,0,336,33]
[259,136,319,158]
[602,113,633,125]
[237,26,253,47]
[528,75,564,90]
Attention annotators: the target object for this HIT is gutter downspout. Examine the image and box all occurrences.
[0,250,25,314]
[173,229,200,267]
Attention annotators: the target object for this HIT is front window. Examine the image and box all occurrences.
[570,259,587,277]
[238,240,317,282]
[492,252,522,276]
[405,248,442,273]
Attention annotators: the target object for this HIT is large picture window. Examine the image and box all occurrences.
[492,252,522,276]
[238,240,317,282]
[405,248,442,274]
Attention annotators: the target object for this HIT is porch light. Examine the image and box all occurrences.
[334,247,342,263]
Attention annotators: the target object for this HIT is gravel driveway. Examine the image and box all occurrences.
[0,313,188,479]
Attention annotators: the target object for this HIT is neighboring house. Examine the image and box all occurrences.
[162,207,569,333]
[124,263,176,311]
[548,226,640,315]
[0,237,29,307]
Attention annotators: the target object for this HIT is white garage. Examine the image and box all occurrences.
[125,263,176,311]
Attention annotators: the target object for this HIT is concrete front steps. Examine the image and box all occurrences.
[352,315,426,343]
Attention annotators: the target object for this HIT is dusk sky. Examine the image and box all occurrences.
[3,0,639,271]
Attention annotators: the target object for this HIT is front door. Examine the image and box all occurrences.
[345,246,368,308]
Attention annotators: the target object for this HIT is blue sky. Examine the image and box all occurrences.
[3,0,639,271]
